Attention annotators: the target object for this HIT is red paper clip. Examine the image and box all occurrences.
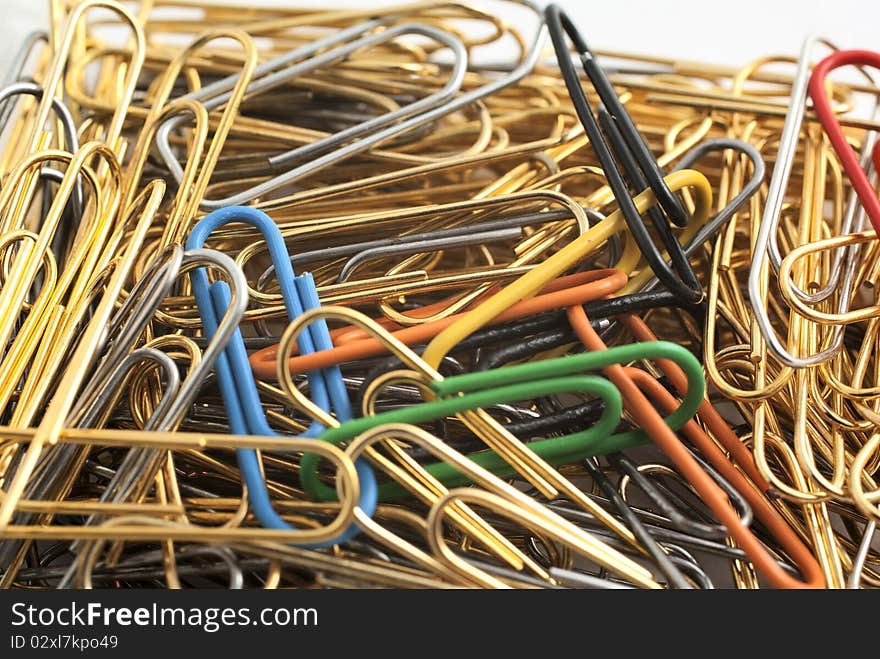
[809,50,880,233]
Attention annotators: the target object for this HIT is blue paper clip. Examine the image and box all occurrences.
[186,206,377,546]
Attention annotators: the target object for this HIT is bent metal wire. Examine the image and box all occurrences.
[0,0,879,590]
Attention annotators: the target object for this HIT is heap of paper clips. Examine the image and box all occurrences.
[0,0,879,589]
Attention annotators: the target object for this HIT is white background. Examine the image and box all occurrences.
[1,0,878,73]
